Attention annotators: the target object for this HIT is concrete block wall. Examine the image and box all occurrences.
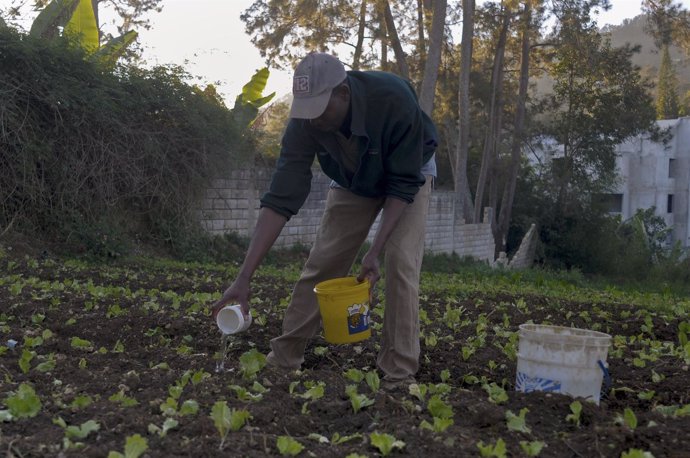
[200,167,496,262]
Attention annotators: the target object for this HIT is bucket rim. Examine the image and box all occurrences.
[519,323,612,342]
[314,276,370,293]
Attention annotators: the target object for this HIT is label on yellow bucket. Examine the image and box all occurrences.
[347,302,369,335]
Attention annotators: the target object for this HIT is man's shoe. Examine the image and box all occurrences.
[381,375,416,392]
[265,351,301,372]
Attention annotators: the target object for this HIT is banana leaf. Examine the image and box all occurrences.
[29,0,79,39]
[93,30,138,68]
[234,67,275,109]
[64,0,99,53]
[232,67,276,130]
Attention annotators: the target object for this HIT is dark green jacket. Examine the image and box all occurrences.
[260,70,438,219]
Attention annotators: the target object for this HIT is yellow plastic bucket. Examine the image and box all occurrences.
[314,277,371,344]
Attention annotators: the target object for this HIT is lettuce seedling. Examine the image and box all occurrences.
[345,385,374,414]
[276,436,304,456]
[477,438,507,458]
[107,434,148,458]
[4,383,41,419]
[506,408,531,434]
[519,440,545,457]
[369,432,405,456]
[566,400,582,427]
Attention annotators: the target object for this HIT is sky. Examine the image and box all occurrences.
[3,0,686,103]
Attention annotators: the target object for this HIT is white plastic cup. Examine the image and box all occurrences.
[216,305,252,335]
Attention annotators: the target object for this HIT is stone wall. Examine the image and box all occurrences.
[200,168,497,263]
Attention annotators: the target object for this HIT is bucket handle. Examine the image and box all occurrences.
[598,360,612,399]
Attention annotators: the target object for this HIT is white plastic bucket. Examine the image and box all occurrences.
[515,324,612,404]
[216,305,252,335]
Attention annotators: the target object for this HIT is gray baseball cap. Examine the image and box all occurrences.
[290,53,346,119]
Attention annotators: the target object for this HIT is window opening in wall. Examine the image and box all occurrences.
[669,158,676,178]
[667,194,674,213]
[596,193,623,213]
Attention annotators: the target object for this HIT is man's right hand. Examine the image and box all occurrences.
[212,277,251,321]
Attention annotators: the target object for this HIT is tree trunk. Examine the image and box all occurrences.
[382,0,410,79]
[417,0,427,71]
[352,0,368,70]
[419,0,447,115]
[377,3,388,70]
[473,8,509,223]
[454,0,475,223]
[497,1,532,254]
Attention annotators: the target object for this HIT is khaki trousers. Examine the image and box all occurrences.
[268,176,432,379]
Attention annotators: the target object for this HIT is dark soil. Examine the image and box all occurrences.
[0,251,689,457]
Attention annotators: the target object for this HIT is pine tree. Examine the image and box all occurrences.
[656,44,680,119]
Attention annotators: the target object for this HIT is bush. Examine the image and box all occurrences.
[0,28,254,256]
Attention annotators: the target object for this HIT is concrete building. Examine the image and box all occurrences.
[609,117,690,247]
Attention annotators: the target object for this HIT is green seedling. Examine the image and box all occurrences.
[482,382,508,404]
[638,390,655,401]
[365,371,380,392]
[369,432,405,456]
[519,440,545,456]
[276,436,304,456]
[35,353,56,372]
[506,408,531,433]
[344,368,365,383]
[69,395,94,410]
[18,349,34,374]
[210,401,252,450]
[109,390,138,407]
[616,408,638,430]
[331,432,363,445]
[229,385,264,402]
[427,395,453,419]
[107,433,148,458]
[345,385,375,413]
[477,438,507,458]
[3,383,41,419]
[409,383,428,402]
[566,400,582,426]
[54,417,100,449]
[147,418,178,438]
[70,337,93,350]
[239,348,266,380]
[420,417,454,433]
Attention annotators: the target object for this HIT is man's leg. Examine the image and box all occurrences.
[377,176,432,380]
[268,188,383,369]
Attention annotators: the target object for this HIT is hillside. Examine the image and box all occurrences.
[604,14,690,95]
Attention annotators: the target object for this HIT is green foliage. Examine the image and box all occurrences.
[427,395,453,419]
[29,0,79,39]
[369,432,405,456]
[232,67,275,130]
[345,385,375,413]
[520,440,545,457]
[54,417,100,440]
[477,438,507,458]
[656,45,680,119]
[506,408,531,433]
[276,436,304,456]
[239,348,266,380]
[482,382,508,404]
[107,434,148,458]
[4,383,42,419]
[566,400,583,426]
[0,27,254,256]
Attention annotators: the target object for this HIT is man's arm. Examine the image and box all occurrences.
[212,207,288,318]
